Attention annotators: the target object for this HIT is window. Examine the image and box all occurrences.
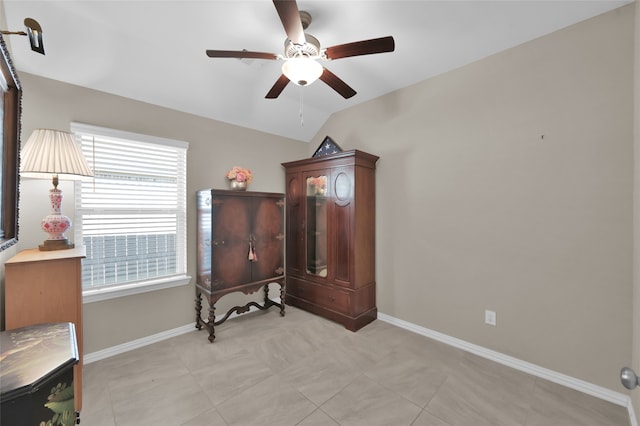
[72,123,190,302]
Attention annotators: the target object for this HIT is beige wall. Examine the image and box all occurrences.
[9,73,307,353]
[314,5,635,392]
[633,1,639,421]
[0,0,636,401]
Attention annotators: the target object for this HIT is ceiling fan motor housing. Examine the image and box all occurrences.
[284,33,320,58]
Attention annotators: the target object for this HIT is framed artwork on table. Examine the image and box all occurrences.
[312,136,343,158]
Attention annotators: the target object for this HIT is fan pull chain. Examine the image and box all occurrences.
[299,88,304,127]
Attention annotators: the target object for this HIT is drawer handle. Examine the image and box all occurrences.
[212,239,225,246]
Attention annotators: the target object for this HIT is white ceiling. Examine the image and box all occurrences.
[2,0,632,142]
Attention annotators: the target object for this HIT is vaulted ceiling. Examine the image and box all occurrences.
[2,0,632,142]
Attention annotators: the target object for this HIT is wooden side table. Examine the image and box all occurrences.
[4,247,86,413]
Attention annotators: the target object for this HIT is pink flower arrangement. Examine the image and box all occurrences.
[226,166,253,183]
[308,176,327,189]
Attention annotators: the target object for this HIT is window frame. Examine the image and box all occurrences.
[71,122,191,303]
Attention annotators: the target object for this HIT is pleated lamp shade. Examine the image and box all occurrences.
[21,129,93,181]
[20,129,93,250]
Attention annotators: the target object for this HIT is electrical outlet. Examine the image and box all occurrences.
[485,310,497,326]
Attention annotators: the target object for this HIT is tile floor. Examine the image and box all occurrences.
[81,306,630,426]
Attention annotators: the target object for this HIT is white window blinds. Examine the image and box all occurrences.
[71,123,187,290]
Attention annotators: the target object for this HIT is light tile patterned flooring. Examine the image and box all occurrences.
[82,306,630,426]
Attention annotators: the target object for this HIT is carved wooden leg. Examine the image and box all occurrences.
[279,283,285,317]
[207,302,216,343]
[263,283,269,305]
[195,291,203,330]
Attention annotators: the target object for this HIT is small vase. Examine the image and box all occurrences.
[229,180,247,191]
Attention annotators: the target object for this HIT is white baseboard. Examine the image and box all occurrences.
[630,403,638,426]
[84,305,636,426]
[377,312,637,426]
[84,298,281,364]
[84,323,196,364]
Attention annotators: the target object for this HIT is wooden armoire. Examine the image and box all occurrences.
[195,190,285,342]
[282,150,379,331]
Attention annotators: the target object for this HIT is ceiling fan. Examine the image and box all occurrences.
[205,0,395,99]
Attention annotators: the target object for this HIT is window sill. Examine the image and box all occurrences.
[83,274,192,304]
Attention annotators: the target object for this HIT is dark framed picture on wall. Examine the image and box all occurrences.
[0,34,22,252]
[312,136,343,158]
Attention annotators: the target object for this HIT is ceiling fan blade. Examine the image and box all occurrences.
[324,36,395,60]
[273,0,306,45]
[265,74,290,99]
[206,50,278,60]
[319,68,356,99]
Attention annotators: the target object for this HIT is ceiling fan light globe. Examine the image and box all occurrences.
[282,57,323,86]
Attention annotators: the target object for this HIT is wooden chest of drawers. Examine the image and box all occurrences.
[4,247,85,413]
[286,277,351,315]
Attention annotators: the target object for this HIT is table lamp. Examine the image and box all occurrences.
[20,129,93,250]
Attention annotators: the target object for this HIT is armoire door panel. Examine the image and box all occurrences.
[333,169,353,207]
[253,197,285,281]
[286,174,304,276]
[196,191,213,286]
[333,166,353,284]
[304,170,330,279]
[306,195,328,277]
[334,201,351,285]
[211,196,252,289]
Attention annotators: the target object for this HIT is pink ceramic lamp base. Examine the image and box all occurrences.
[39,187,74,251]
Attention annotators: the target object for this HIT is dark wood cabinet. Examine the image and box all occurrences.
[1,323,79,426]
[195,190,285,342]
[282,150,379,331]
